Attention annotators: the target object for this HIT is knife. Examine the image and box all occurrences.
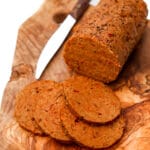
[35,0,100,79]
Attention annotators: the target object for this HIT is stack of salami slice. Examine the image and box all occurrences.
[15,75,125,149]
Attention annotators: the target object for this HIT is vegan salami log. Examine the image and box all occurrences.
[63,0,148,83]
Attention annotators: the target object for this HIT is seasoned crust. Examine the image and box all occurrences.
[63,75,121,124]
[60,100,125,149]
[34,82,71,142]
[14,80,53,134]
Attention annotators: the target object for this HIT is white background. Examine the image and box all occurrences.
[0,0,150,105]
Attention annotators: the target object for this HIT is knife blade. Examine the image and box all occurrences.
[35,0,99,79]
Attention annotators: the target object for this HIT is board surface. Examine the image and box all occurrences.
[0,0,150,149]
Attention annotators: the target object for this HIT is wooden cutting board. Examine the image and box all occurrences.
[0,0,150,149]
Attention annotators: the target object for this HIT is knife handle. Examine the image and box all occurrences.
[71,0,90,20]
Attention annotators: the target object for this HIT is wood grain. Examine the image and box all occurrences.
[0,0,150,149]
